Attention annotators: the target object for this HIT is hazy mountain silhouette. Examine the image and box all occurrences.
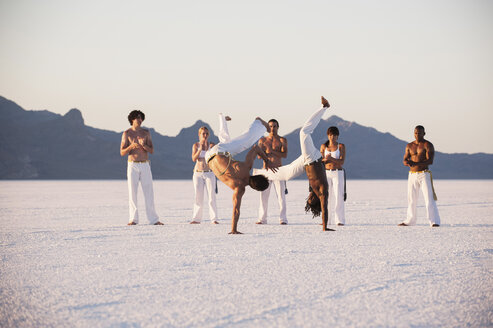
[1,95,492,179]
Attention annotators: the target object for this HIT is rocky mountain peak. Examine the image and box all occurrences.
[63,108,84,125]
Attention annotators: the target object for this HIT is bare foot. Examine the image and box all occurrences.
[127,222,137,226]
[323,227,336,231]
[225,116,231,121]
[255,221,265,225]
[398,222,408,226]
[189,221,200,224]
[280,222,287,225]
[228,231,243,234]
[154,221,164,225]
[321,96,330,108]
[211,221,219,224]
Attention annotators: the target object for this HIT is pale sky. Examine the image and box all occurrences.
[1,0,492,154]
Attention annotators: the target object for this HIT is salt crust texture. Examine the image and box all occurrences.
[1,180,492,327]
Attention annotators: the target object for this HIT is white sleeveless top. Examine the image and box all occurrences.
[324,146,340,159]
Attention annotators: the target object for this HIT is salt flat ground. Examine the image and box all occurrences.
[0,180,492,328]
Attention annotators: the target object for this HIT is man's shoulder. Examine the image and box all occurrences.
[423,139,434,148]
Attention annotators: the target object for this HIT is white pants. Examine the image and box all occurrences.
[253,106,327,180]
[192,171,218,222]
[258,180,287,224]
[404,171,440,226]
[326,170,345,225]
[206,114,266,162]
[127,162,159,224]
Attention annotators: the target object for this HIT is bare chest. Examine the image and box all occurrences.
[264,138,282,152]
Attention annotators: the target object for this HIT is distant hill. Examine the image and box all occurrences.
[1,95,492,179]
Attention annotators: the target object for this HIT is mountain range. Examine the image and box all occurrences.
[1,95,492,179]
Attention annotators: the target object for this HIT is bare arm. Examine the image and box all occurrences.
[324,144,346,166]
[230,187,245,234]
[422,142,435,166]
[120,131,139,156]
[403,144,412,167]
[139,132,154,154]
[255,117,269,130]
[245,145,278,172]
[257,138,265,159]
[320,143,326,157]
[191,143,201,162]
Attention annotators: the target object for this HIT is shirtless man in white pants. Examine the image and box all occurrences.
[120,110,163,226]
[256,119,288,225]
[399,125,440,227]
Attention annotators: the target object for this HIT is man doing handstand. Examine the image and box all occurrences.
[206,114,278,234]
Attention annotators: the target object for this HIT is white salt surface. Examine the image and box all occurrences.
[1,179,492,327]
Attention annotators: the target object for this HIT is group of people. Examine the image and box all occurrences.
[120,97,441,234]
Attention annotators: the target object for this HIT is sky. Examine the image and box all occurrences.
[1,0,492,154]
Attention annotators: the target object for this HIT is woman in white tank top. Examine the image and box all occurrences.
[190,126,219,224]
[320,126,346,226]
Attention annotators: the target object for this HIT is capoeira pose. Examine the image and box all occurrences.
[205,114,278,234]
[120,110,163,226]
[253,97,334,231]
[399,125,440,227]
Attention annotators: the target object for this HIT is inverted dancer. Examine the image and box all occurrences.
[253,96,334,231]
[205,114,278,234]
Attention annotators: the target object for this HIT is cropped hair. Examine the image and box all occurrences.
[249,175,270,191]
[305,191,321,217]
[268,119,279,127]
[415,125,425,132]
[128,110,145,125]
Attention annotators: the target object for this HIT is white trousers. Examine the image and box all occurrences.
[253,106,327,180]
[326,170,345,225]
[127,162,159,224]
[258,180,287,224]
[192,171,218,222]
[206,114,266,162]
[404,171,440,226]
